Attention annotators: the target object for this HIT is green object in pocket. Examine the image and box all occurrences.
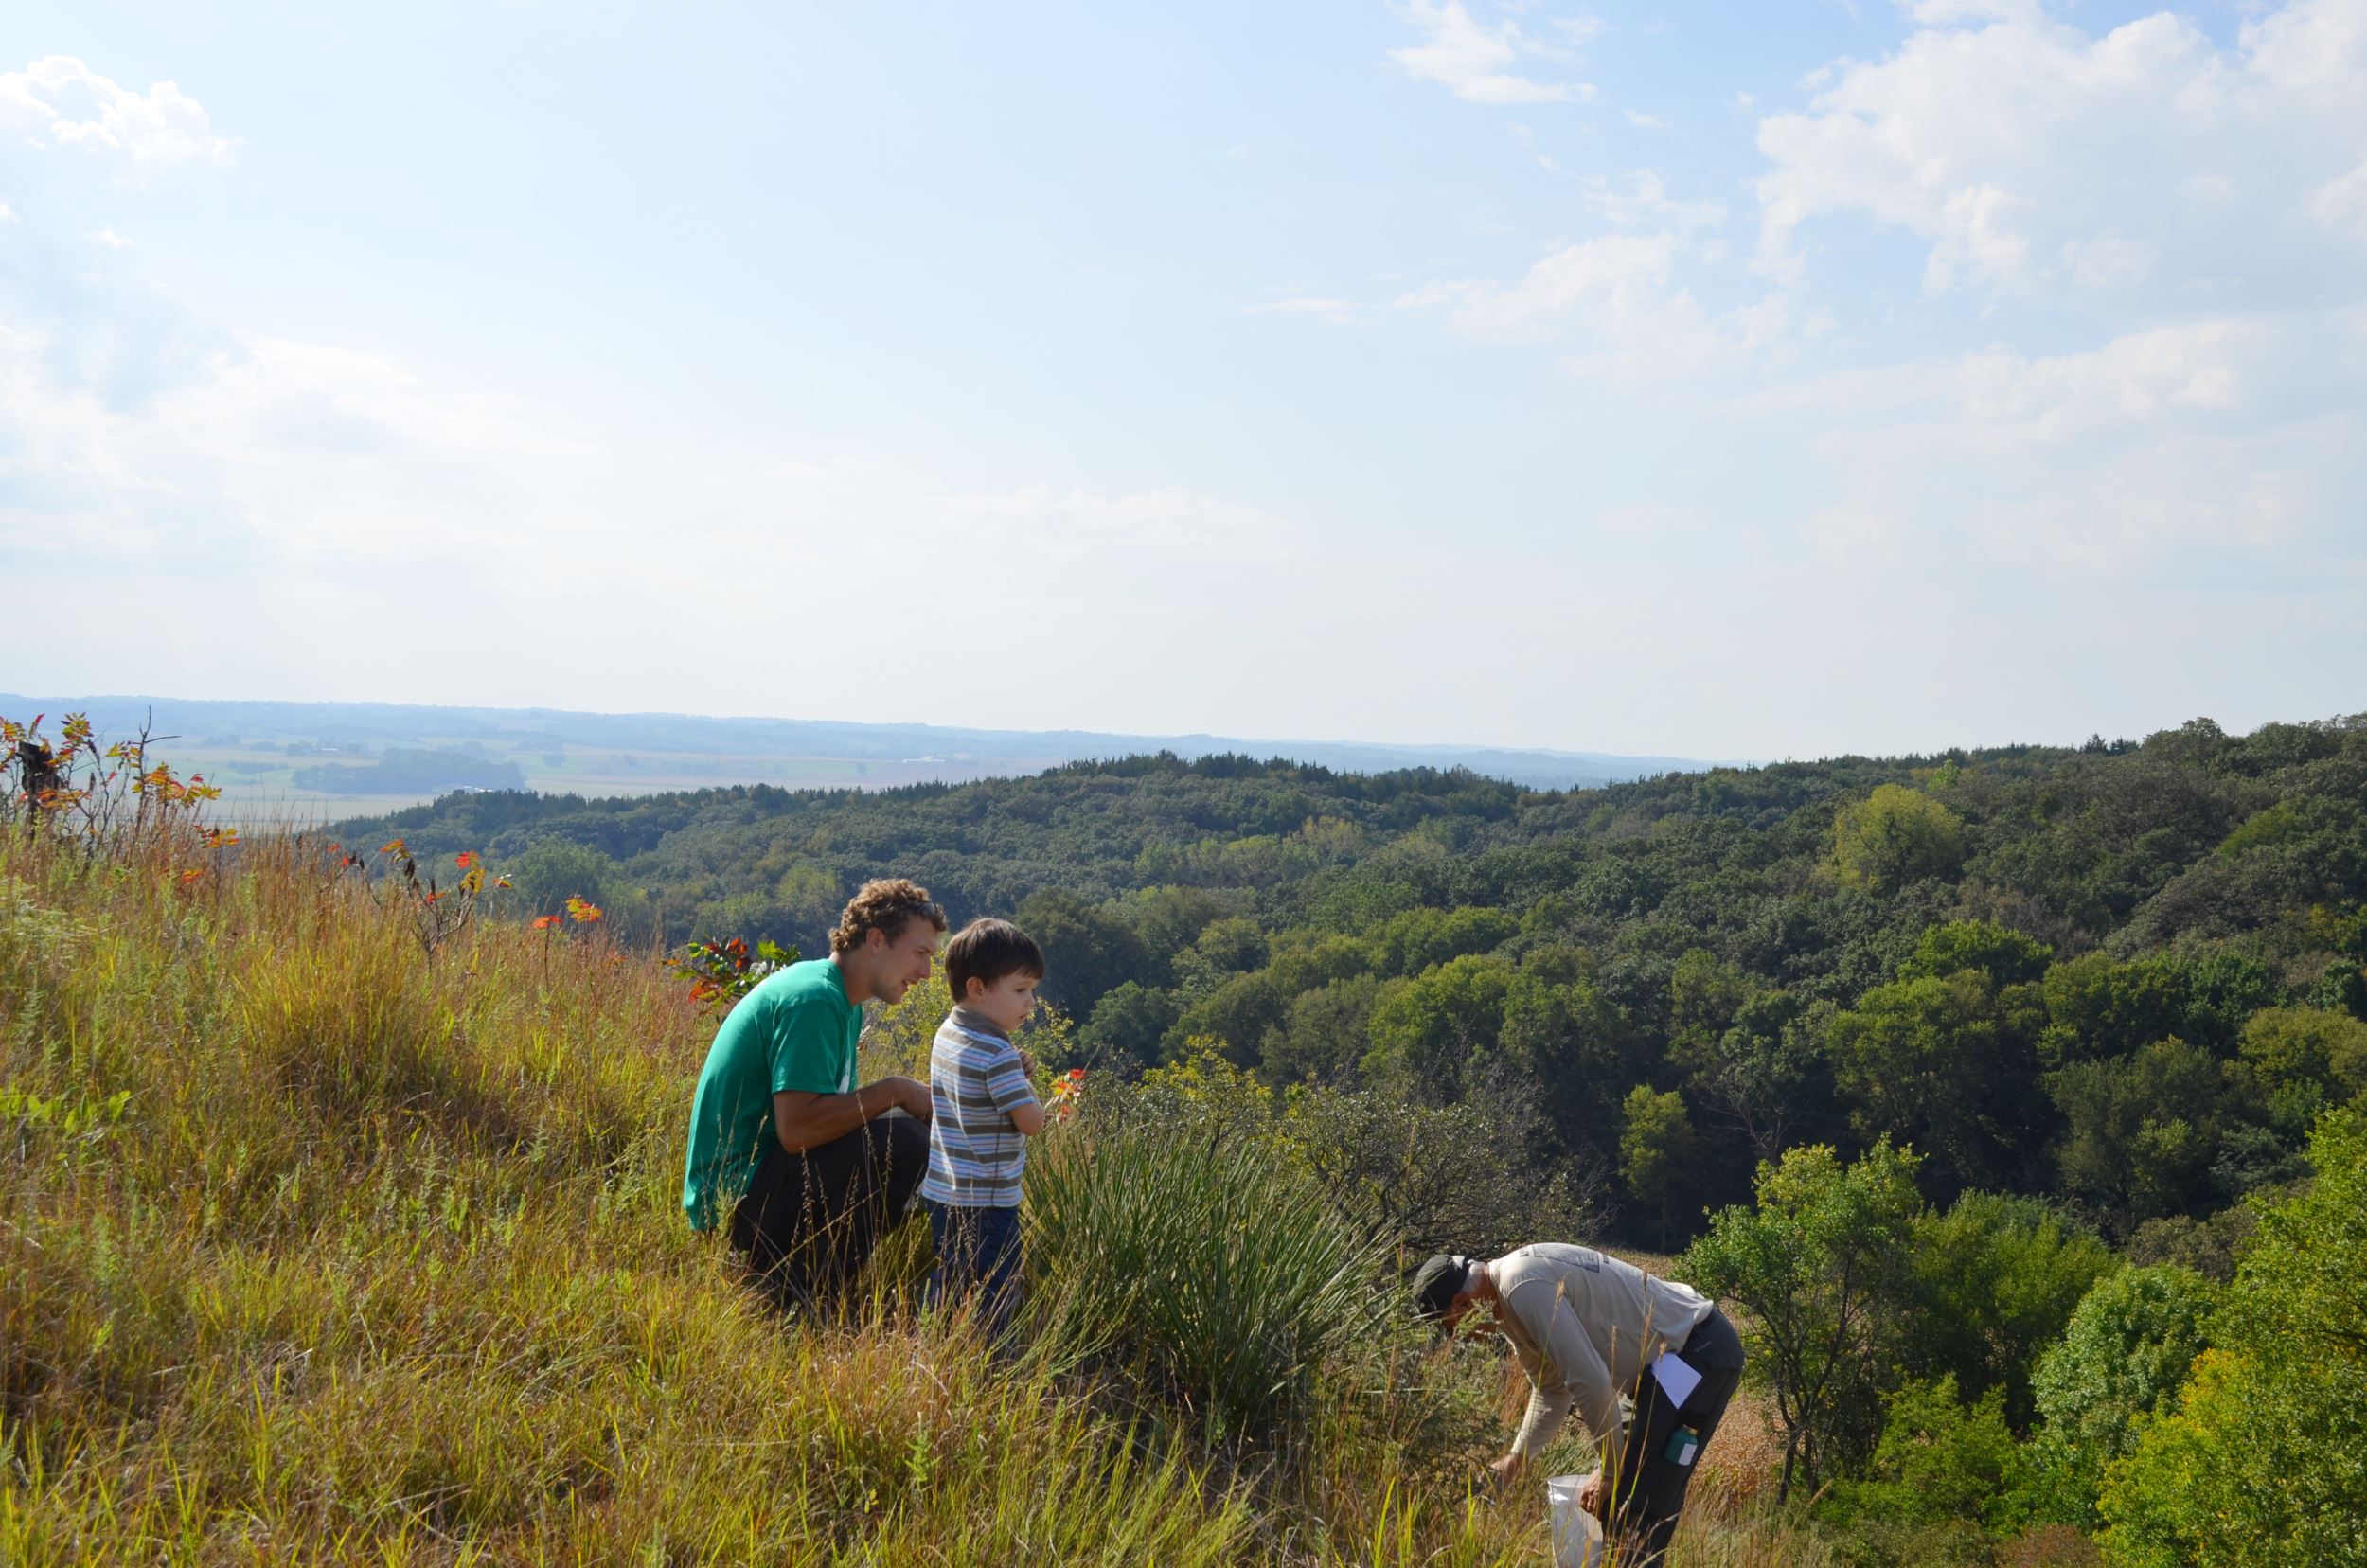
[1664,1425,1700,1467]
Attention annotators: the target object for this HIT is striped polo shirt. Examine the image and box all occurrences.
[919,1007,1040,1208]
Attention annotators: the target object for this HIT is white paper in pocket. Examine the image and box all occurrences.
[1649,1350,1703,1407]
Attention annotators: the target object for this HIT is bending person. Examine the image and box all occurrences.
[682,879,948,1310]
[1411,1244,1747,1562]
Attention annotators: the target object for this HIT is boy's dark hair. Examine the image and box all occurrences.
[830,878,948,956]
[945,918,1045,1003]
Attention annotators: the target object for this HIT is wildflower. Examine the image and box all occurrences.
[455,851,476,870]
[533,915,561,930]
[381,839,408,857]
[566,896,604,925]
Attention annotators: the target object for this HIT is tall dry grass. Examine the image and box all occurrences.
[2,826,1824,1563]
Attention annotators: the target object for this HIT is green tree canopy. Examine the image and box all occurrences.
[1014,888,1154,1016]
[1833,784,1967,892]
[2100,1109,2367,1567]
[1361,954,1516,1102]
[1824,968,2048,1197]
[1619,1084,1700,1250]
[1906,1192,2115,1429]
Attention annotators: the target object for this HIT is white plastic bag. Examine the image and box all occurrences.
[1546,1472,1607,1568]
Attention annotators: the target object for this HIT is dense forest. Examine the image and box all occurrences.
[351,714,2367,1260]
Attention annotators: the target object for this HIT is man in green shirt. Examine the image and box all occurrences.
[683,878,948,1309]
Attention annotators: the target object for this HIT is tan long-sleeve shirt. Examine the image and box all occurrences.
[1488,1244,1716,1462]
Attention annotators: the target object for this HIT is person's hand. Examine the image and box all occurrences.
[1576,1470,1602,1514]
[1017,1048,1039,1079]
[887,1075,934,1121]
[1488,1453,1526,1488]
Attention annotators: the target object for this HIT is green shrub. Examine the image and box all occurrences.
[1819,1376,2020,1563]
[2099,1110,2367,1566]
[1906,1193,2115,1429]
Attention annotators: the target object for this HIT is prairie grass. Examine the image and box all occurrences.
[1,827,1824,1563]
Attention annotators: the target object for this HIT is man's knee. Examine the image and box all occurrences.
[879,1114,929,1176]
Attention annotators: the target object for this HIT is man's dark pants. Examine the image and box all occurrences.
[728,1114,928,1310]
[1607,1304,1749,1561]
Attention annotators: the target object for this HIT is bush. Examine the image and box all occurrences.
[1819,1376,2019,1551]
[1906,1193,2115,1429]
[1683,1141,1925,1499]
[2017,1264,2216,1529]
[1285,1077,1607,1259]
[2099,1110,2367,1566]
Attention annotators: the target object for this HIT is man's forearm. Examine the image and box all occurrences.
[773,1080,901,1153]
[1511,1385,1576,1460]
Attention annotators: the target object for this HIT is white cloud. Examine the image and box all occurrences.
[1572,168,1723,233]
[0,258,1304,686]
[1396,231,1793,380]
[91,226,131,249]
[1756,316,2362,571]
[1753,0,2367,298]
[0,56,238,170]
[2059,233,2155,292]
[0,202,15,223]
[1624,109,1669,131]
[1387,1,1593,105]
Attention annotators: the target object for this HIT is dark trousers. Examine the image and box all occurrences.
[727,1114,928,1311]
[924,1200,1023,1340]
[1607,1305,1747,1562]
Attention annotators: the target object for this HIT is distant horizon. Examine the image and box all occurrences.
[10,685,2347,773]
[1,686,1735,765]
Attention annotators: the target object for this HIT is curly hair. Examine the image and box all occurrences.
[829,878,947,956]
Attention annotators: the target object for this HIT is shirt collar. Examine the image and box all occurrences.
[950,1005,1012,1042]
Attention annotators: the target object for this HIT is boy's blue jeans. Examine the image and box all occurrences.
[925,1199,1022,1339]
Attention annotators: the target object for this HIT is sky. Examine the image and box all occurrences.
[2,0,2362,761]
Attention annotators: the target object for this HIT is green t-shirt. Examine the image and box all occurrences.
[681,958,862,1230]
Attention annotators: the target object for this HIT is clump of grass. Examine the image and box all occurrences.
[1024,1117,1386,1451]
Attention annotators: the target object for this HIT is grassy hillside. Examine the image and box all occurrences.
[1,807,1818,1564]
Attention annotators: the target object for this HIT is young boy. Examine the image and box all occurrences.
[921,917,1048,1336]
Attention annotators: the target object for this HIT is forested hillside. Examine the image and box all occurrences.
[353,715,2367,1256]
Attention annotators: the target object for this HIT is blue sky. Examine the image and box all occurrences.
[3,1,2362,759]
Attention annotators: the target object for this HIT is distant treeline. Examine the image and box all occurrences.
[343,719,2367,1260]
